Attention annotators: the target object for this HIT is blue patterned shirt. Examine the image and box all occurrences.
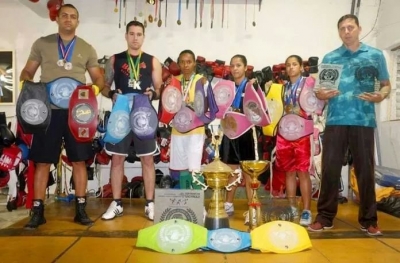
[322,43,389,127]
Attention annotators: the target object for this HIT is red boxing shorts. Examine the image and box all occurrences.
[275,134,311,172]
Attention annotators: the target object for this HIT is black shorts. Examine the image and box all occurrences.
[220,129,256,165]
[104,131,159,157]
[29,109,94,164]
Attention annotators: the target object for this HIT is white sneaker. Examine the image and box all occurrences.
[243,208,256,226]
[224,202,234,216]
[145,202,155,221]
[299,210,312,226]
[102,201,123,220]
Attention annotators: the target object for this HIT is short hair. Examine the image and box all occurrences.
[126,20,145,35]
[177,50,195,63]
[337,14,359,28]
[285,55,303,65]
[57,4,79,18]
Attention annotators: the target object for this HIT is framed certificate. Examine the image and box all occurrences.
[315,63,343,90]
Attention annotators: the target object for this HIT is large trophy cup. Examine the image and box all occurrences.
[240,160,270,231]
[193,126,241,230]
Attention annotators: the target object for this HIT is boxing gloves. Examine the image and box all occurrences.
[47,0,63,22]
[0,123,15,147]
[0,145,22,172]
[164,57,180,76]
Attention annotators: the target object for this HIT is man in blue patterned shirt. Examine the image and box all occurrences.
[308,14,391,236]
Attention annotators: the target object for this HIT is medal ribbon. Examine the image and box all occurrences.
[285,76,302,106]
[57,35,76,62]
[181,73,195,103]
[232,78,247,109]
[126,51,142,82]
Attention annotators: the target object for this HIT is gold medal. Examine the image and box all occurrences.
[285,104,293,114]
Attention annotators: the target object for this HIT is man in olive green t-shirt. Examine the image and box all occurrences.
[19,4,104,229]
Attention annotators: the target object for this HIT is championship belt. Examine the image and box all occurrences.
[46,77,83,109]
[278,114,313,141]
[250,220,312,254]
[158,77,182,124]
[104,94,131,144]
[213,79,235,119]
[220,111,253,139]
[298,76,325,116]
[203,228,251,253]
[16,81,51,134]
[171,106,204,133]
[136,219,208,254]
[130,94,158,140]
[243,83,271,126]
[68,85,98,142]
[193,80,218,124]
[262,83,284,137]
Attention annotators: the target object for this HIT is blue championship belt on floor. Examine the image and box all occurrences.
[136,219,208,254]
[68,85,98,142]
[46,77,83,109]
[104,94,131,144]
[16,81,51,134]
[202,228,251,253]
[130,94,158,140]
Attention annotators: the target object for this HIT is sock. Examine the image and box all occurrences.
[114,199,122,206]
[225,202,233,206]
[145,199,154,206]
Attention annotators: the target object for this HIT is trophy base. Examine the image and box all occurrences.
[204,216,230,230]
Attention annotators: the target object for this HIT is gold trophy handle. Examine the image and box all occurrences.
[225,170,242,191]
[191,171,208,191]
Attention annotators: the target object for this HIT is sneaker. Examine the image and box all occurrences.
[102,201,123,220]
[361,225,383,236]
[299,210,312,226]
[224,202,234,216]
[145,202,155,221]
[243,208,256,226]
[307,221,334,232]
[24,201,46,230]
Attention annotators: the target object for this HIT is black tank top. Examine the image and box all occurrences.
[113,51,153,94]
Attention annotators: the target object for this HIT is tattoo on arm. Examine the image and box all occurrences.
[104,57,114,88]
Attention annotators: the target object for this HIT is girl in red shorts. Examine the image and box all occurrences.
[276,55,313,226]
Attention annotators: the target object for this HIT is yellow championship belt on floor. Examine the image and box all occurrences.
[262,83,284,137]
[250,220,312,253]
[136,219,208,254]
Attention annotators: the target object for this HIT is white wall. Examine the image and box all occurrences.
[1,0,381,117]
[374,0,400,169]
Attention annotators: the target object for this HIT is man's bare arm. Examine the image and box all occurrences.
[19,60,40,81]
[87,65,105,94]
[151,57,163,100]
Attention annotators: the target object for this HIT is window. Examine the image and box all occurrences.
[389,49,400,120]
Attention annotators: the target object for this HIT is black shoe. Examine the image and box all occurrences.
[74,197,94,226]
[24,201,46,230]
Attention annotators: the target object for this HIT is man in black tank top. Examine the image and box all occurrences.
[101,21,163,221]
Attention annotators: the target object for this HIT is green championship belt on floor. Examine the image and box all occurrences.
[250,220,312,254]
[136,219,208,254]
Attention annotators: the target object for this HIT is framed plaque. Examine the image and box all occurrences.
[315,64,343,90]
[154,189,204,225]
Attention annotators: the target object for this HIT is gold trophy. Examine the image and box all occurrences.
[192,126,241,230]
[240,160,270,231]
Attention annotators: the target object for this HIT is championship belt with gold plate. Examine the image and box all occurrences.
[16,81,52,134]
[193,80,218,124]
[46,77,83,109]
[129,94,158,140]
[158,77,182,124]
[68,85,98,142]
[262,83,284,137]
[221,111,253,139]
[250,220,312,254]
[136,219,208,254]
[298,76,325,116]
[213,79,235,119]
[202,228,251,253]
[278,114,313,141]
[104,94,131,144]
[243,83,271,126]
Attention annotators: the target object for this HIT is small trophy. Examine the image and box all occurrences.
[315,63,343,90]
[192,124,241,230]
